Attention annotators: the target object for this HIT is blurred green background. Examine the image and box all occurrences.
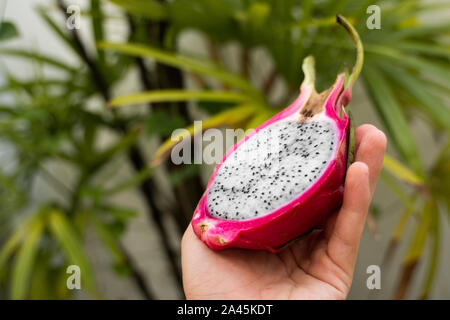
[0,0,449,299]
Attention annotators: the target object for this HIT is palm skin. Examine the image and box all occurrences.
[182,125,386,300]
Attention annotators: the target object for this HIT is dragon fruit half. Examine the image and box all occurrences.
[192,15,364,252]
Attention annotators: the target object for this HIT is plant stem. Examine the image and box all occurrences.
[241,47,250,78]
[142,17,204,228]
[118,242,155,300]
[39,164,73,199]
[127,146,183,288]
[56,0,181,296]
[127,15,191,235]
[301,56,316,89]
[56,0,110,100]
[263,68,277,96]
[393,261,418,299]
[336,14,364,88]
[69,170,88,215]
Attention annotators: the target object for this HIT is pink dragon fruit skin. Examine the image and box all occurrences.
[191,15,362,252]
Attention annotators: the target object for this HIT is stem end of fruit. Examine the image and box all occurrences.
[336,14,364,88]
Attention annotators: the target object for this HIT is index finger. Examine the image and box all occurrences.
[354,124,387,195]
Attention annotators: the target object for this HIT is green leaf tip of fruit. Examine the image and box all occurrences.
[301,55,316,89]
[336,14,364,88]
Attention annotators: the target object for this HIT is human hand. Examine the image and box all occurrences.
[181,124,386,299]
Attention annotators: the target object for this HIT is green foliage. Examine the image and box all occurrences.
[363,65,423,175]
[109,0,168,20]
[145,111,186,136]
[0,0,449,299]
[169,165,201,187]
[0,21,19,42]
[109,90,251,107]
[47,209,96,293]
[10,216,44,300]
[98,42,264,100]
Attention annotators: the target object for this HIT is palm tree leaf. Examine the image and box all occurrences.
[0,49,78,73]
[383,155,424,186]
[363,65,423,176]
[98,42,263,99]
[151,104,256,167]
[366,44,450,84]
[380,64,450,132]
[393,201,431,299]
[48,210,95,293]
[109,90,251,107]
[10,218,44,299]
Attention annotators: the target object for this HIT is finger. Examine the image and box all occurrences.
[322,209,339,240]
[355,124,375,152]
[355,125,387,195]
[327,161,371,275]
[324,125,385,241]
[323,126,385,240]
[355,124,382,152]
